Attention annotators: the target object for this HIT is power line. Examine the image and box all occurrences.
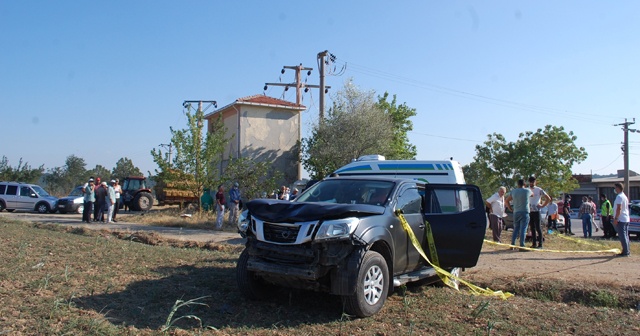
[336,59,622,124]
[592,154,622,172]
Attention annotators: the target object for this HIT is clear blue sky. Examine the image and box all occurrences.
[1,1,638,179]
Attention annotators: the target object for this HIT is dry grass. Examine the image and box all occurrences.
[1,217,639,335]
[121,205,233,231]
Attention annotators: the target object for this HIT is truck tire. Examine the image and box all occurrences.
[0,200,5,212]
[134,192,153,211]
[36,202,50,214]
[343,250,389,318]
[236,249,271,300]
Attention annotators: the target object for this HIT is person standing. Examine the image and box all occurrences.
[82,178,95,223]
[94,182,108,222]
[112,178,122,222]
[485,186,507,242]
[578,196,595,238]
[106,180,116,223]
[562,195,574,235]
[93,177,102,220]
[528,176,550,248]
[505,179,533,249]
[612,183,631,257]
[547,198,559,231]
[588,196,599,234]
[229,182,241,225]
[600,193,615,238]
[215,185,225,229]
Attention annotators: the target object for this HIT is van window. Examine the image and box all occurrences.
[20,186,33,197]
[6,185,17,195]
[0,184,6,194]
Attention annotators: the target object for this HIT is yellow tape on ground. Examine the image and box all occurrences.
[395,211,513,300]
[550,231,619,249]
[483,239,621,254]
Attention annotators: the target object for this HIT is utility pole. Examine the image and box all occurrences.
[264,63,330,112]
[159,143,173,168]
[615,118,636,197]
[182,100,218,181]
[318,50,329,122]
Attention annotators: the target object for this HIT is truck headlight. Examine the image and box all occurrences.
[315,217,360,241]
[237,210,250,233]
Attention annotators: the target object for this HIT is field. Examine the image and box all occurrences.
[1,216,639,335]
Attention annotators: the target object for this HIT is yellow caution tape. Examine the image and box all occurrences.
[422,216,452,288]
[550,231,618,249]
[483,239,621,254]
[395,210,513,300]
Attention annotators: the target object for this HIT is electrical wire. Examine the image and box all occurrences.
[592,154,622,172]
[335,58,622,124]
[408,130,482,143]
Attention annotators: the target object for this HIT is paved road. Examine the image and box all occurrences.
[0,211,245,245]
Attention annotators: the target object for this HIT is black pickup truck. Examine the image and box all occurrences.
[236,176,486,317]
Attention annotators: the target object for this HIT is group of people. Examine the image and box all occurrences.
[485,178,631,257]
[81,177,122,224]
[211,182,242,230]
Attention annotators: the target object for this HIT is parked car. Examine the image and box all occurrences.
[56,186,84,214]
[236,176,486,317]
[629,203,640,237]
[0,181,58,213]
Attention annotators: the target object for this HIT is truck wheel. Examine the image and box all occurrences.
[236,249,271,300]
[134,192,153,211]
[36,203,50,214]
[0,201,5,212]
[343,250,389,318]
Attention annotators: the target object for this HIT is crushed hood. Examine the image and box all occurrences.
[246,199,384,222]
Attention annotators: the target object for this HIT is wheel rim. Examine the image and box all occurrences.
[140,197,149,209]
[38,204,47,213]
[363,265,384,305]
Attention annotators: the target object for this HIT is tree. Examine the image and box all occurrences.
[111,157,143,179]
[375,92,417,160]
[43,155,88,196]
[87,165,111,182]
[151,106,229,209]
[221,157,282,200]
[464,125,588,198]
[0,156,44,183]
[301,82,395,179]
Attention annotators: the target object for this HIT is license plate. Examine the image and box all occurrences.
[58,205,64,208]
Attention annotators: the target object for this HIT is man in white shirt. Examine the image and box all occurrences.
[546,199,559,231]
[613,182,631,257]
[528,176,550,248]
[485,186,507,242]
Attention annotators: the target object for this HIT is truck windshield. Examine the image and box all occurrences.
[295,179,394,205]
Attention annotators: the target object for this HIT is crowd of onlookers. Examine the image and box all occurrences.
[485,177,631,257]
[80,177,122,223]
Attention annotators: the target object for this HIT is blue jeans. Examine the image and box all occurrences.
[614,221,630,255]
[582,213,593,237]
[511,211,530,247]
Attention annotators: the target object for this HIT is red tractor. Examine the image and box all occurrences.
[121,176,154,211]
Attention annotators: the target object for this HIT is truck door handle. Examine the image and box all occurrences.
[418,224,425,229]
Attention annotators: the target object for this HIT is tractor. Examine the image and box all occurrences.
[121,176,154,211]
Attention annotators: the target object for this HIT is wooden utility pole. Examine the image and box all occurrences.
[264,63,330,109]
[615,118,636,196]
[318,50,329,122]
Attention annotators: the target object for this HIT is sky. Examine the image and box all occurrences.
[1,0,639,180]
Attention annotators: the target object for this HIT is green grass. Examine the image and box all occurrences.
[1,217,640,335]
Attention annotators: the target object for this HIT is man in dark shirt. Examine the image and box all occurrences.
[94,182,108,222]
[563,196,573,235]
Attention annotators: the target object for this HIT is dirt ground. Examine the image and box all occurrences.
[1,211,638,288]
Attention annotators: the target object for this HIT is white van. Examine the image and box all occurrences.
[333,155,466,184]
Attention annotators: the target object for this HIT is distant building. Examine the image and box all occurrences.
[568,170,639,207]
[204,95,306,183]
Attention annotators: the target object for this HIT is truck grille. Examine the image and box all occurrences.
[263,222,300,244]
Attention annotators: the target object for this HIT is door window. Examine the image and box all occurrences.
[6,185,17,195]
[424,189,474,214]
[0,184,6,194]
[396,187,422,214]
[20,186,33,197]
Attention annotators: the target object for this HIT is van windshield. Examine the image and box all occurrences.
[31,186,51,197]
[296,179,394,206]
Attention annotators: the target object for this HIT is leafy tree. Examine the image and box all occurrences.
[464,125,588,198]
[87,165,111,182]
[43,155,88,196]
[151,107,229,209]
[0,156,44,183]
[375,92,417,160]
[221,157,282,200]
[301,82,394,179]
[111,157,143,180]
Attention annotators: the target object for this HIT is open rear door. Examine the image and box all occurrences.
[422,184,486,268]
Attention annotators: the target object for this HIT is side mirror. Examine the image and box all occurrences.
[30,193,38,198]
